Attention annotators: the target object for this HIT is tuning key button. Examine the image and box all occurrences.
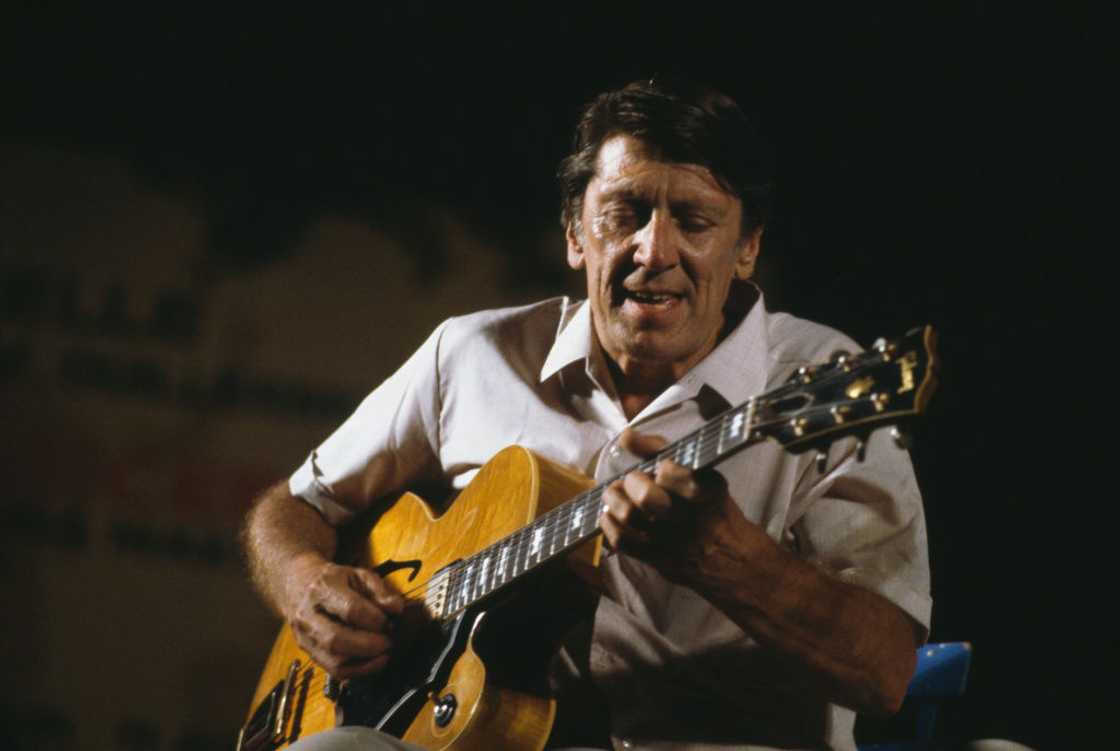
[891,426,913,450]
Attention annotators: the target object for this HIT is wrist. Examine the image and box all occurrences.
[282,550,331,618]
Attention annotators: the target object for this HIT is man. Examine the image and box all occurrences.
[243,78,931,751]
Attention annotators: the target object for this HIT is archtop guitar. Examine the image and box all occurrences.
[238,326,938,751]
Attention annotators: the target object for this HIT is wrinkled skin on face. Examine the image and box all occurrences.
[566,135,760,402]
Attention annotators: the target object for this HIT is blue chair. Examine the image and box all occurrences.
[859,641,972,751]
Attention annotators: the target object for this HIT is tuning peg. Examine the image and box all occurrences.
[890,426,913,450]
[830,350,853,371]
[815,451,828,474]
[856,439,867,462]
[873,337,896,360]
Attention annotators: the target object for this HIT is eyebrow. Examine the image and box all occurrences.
[597,186,729,219]
[597,174,729,204]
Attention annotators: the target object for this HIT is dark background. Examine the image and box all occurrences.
[1,3,1103,749]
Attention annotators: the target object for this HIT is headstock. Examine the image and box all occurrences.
[752,326,938,461]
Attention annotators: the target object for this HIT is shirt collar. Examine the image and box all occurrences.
[539,287,772,410]
[679,286,771,408]
[539,296,593,382]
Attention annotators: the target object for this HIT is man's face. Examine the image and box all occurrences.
[567,135,760,381]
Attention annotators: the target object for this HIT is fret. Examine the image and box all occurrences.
[509,530,523,577]
[496,542,509,584]
[447,567,459,612]
[678,435,697,469]
[547,515,560,556]
[517,527,531,574]
[569,503,584,545]
[722,407,746,454]
[478,554,491,597]
[584,491,602,536]
[448,565,461,612]
[461,562,475,607]
[529,526,544,563]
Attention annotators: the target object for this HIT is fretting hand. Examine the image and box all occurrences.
[599,429,756,588]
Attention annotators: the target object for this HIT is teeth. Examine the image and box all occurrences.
[630,292,672,303]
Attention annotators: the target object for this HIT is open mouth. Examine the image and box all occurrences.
[619,289,682,306]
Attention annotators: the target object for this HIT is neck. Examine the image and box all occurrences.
[605,356,672,420]
[604,300,749,420]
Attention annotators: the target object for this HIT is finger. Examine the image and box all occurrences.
[602,480,657,533]
[314,619,393,660]
[621,470,673,520]
[352,568,406,617]
[314,574,391,632]
[295,610,394,667]
[618,428,669,460]
[653,460,702,501]
[604,485,654,543]
[599,503,652,553]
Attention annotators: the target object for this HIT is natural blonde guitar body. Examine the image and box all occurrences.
[243,446,599,751]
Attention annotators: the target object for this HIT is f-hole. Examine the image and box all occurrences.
[375,559,423,582]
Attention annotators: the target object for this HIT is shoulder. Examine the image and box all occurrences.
[436,297,570,366]
[765,310,862,371]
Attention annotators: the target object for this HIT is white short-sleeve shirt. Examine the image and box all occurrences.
[290,293,931,751]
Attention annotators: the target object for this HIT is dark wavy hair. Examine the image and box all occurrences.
[557,78,774,237]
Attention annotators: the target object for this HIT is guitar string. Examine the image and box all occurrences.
[400,404,759,610]
[400,409,751,612]
[392,388,894,613]
[401,405,781,611]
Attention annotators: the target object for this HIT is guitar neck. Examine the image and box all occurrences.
[436,397,762,618]
[432,324,937,620]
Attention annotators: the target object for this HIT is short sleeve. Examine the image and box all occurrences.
[790,428,933,636]
[288,319,449,525]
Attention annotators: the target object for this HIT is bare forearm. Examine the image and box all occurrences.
[242,481,339,618]
[686,510,918,715]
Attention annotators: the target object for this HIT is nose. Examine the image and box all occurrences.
[632,209,679,270]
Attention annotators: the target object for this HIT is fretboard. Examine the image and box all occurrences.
[432,396,761,619]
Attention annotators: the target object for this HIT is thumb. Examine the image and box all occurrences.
[619,428,669,460]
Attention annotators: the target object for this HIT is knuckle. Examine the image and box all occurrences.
[621,504,643,526]
[341,597,368,626]
[322,632,343,654]
[372,633,392,654]
[365,570,388,594]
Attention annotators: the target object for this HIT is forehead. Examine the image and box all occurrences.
[588,134,732,203]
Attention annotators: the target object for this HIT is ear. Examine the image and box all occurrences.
[566,222,586,270]
[733,227,763,280]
